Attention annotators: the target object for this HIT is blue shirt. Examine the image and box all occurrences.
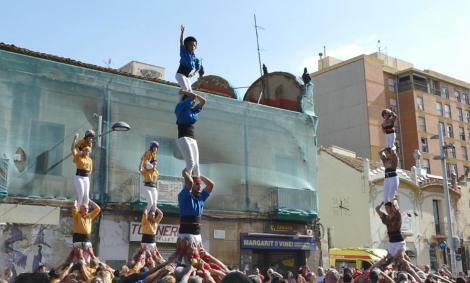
[178,186,210,217]
[180,47,200,71]
[175,98,202,125]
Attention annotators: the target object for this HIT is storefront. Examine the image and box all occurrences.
[240,233,316,274]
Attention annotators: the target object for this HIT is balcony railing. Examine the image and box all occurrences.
[434,221,447,236]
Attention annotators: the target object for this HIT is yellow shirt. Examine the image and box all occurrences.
[141,150,159,184]
[141,211,158,235]
[72,207,100,235]
[72,149,93,172]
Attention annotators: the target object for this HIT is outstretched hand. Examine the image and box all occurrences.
[181,25,185,33]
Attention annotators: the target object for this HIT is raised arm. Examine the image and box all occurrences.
[378,148,387,163]
[71,133,79,155]
[200,175,214,193]
[89,200,101,219]
[196,94,206,108]
[180,25,185,47]
[375,202,385,217]
[155,207,163,224]
[183,170,194,189]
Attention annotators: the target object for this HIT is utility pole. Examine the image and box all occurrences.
[254,14,263,77]
[433,124,457,275]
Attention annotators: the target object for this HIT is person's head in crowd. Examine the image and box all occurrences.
[91,277,104,283]
[342,268,353,283]
[249,274,263,283]
[277,279,289,283]
[158,275,177,283]
[221,271,253,283]
[325,269,340,283]
[423,265,430,273]
[188,276,203,283]
[306,271,316,283]
[140,266,149,273]
[397,272,408,283]
[369,268,380,283]
[174,265,187,281]
[48,269,60,279]
[456,277,466,283]
[287,271,295,279]
[253,267,261,275]
[300,265,310,277]
[317,267,324,277]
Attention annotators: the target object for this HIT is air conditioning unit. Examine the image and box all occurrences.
[119,61,165,80]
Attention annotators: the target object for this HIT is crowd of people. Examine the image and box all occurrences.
[3,262,470,283]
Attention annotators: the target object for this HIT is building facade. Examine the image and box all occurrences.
[318,146,469,273]
[312,53,470,178]
[0,44,319,273]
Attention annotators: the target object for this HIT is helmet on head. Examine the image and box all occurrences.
[150,141,159,149]
[85,129,96,138]
[184,36,197,48]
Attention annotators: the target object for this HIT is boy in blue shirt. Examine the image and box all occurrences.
[175,91,206,178]
[175,171,214,264]
[176,25,201,96]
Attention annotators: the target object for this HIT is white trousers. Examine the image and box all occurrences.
[388,241,406,257]
[143,185,158,211]
[384,175,399,203]
[175,73,193,93]
[74,175,90,207]
[177,137,200,177]
[386,132,396,149]
[141,242,157,251]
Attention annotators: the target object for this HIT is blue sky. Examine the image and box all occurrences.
[2,0,469,89]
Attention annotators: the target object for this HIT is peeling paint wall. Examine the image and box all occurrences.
[0,219,71,278]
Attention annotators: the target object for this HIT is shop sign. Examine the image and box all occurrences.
[265,223,295,233]
[240,236,316,251]
[130,222,179,243]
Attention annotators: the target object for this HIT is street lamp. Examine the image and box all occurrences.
[431,124,457,275]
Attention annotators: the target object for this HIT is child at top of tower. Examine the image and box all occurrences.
[175,25,201,97]
[382,109,397,150]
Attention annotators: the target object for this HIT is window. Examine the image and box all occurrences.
[388,78,396,92]
[29,121,65,176]
[448,163,458,176]
[444,104,451,118]
[417,97,424,111]
[432,199,441,234]
[460,127,465,140]
[421,138,429,152]
[442,85,449,99]
[438,122,446,136]
[457,108,463,121]
[423,159,431,174]
[464,166,470,175]
[448,147,456,159]
[447,124,453,138]
[464,92,470,104]
[418,117,427,131]
[468,129,470,140]
[461,146,468,160]
[466,111,470,123]
[389,98,397,107]
[454,90,461,102]
[436,102,443,116]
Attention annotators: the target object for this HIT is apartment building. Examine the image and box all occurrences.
[312,53,470,177]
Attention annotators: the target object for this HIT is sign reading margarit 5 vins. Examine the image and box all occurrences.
[240,236,316,251]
